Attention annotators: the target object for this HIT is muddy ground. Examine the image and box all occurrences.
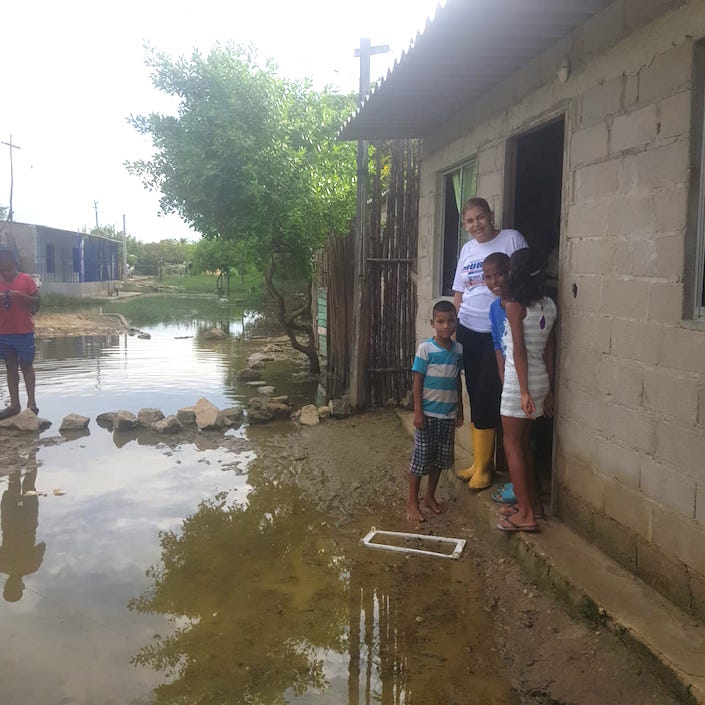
[33,311,127,338]
[0,311,684,704]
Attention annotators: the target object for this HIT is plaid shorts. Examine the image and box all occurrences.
[409,416,456,477]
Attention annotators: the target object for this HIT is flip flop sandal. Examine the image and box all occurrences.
[0,407,20,421]
[498,504,519,517]
[490,484,517,504]
[496,515,539,533]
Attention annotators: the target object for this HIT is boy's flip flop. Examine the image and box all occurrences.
[490,484,517,504]
[0,407,20,421]
[496,515,539,533]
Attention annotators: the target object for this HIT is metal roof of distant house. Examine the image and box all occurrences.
[338,0,612,141]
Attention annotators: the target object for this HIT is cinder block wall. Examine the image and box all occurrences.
[416,0,705,618]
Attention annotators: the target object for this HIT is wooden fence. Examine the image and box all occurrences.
[323,139,420,405]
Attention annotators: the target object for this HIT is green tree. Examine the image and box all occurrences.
[127,44,357,372]
[191,237,249,295]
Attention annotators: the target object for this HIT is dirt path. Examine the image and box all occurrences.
[33,311,127,337]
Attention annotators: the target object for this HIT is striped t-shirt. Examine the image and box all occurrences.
[412,338,464,419]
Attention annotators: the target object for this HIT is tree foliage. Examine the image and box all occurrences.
[127,44,358,371]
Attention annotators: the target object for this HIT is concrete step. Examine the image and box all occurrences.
[510,516,705,705]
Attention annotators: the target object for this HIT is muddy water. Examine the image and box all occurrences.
[0,298,515,704]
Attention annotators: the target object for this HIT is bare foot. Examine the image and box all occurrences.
[407,503,426,525]
[423,497,446,514]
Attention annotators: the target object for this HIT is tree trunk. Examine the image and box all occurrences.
[264,257,320,374]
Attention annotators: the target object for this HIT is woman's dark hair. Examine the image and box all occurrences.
[505,248,545,306]
[461,197,491,217]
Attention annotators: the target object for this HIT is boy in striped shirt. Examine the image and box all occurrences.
[407,300,464,524]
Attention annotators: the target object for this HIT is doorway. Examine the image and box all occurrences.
[504,116,565,502]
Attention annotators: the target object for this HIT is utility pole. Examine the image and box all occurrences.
[1,135,21,222]
[93,201,99,229]
[122,214,128,283]
[349,38,390,410]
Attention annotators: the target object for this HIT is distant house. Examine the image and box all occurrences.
[0,222,121,296]
[341,0,705,620]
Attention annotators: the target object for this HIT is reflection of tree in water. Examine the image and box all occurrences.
[129,482,349,705]
[131,475,515,705]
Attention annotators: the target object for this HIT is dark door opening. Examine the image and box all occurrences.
[505,117,565,503]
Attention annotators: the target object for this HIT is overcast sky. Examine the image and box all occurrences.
[0,0,442,243]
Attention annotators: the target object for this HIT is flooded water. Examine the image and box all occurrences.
[0,296,515,705]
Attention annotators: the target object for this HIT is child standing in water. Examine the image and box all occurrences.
[407,300,464,525]
[0,247,40,419]
[497,249,556,532]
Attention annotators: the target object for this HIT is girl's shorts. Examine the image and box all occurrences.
[0,332,36,363]
[409,416,456,476]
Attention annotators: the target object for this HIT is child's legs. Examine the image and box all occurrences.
[408,426,430,522]
[522,422,541,510]
[3,349,21,410]
[501,415,535,522]
[19,359,36,409]
[424,417,454,509]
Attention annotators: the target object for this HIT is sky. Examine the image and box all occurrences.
[0,0,443,243]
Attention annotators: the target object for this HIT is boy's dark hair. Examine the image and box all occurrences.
[505,248,545,306]
[482,252,510,271]
[432,299,456,318]
[461,197,491,217]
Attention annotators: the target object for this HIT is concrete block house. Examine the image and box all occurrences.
[0,222,121,296]
[341,0,705,618]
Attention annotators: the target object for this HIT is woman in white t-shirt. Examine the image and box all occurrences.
[453,197,527,490]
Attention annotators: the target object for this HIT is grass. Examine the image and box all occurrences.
[41,293,103,311]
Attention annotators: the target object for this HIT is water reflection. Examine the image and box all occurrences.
[0,457,45,603]
[131,471,516,705]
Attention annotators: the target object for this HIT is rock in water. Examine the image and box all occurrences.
[96,412,117,430]
[138,408,165,428]
[318,405,331,420]
[176,406,196,425]
[256,386,276,396]
[0,409,40,432]
[237,368,262,381]
[153,415,183,434]
[202,327,227,340]
[299,404,320,426]
[194,398,224,430]
[222,407,244,427]
[115,410,139,431]
[60,413,90,431]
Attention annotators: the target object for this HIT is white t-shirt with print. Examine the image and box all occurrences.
[452,229,528,332]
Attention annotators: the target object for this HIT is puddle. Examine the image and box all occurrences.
[0,297,516,704]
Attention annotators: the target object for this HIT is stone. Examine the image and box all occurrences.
[37,417,52,431]
[138,408,165,428]
[401,391,414,410]
[246,380,267,387]
[270,395,290,404]
[153,415,183,434]
[115,410,138,432]
[247,397,273,424]
[176,406,196,425]
[137,332,151,340]
[290,409,302,421]
[0,409,39,432]
[318,405,331,420]
[248,352,276,366]
[96,412,117,430]
[59,413,90,432]
[238,368,262,381]
[222,407,244,427]
[194,397,224,430]
[269,402,292,420]
[299,404,320,426]
[329,398,352,419]
[249,360,264,369]
[256,386,276,396]
[202,327,227,340]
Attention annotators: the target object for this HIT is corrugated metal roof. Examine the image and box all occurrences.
[339,0,612,140]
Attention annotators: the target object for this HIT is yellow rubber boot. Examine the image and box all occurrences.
[467,427,496,491]
[456,424,479,480]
